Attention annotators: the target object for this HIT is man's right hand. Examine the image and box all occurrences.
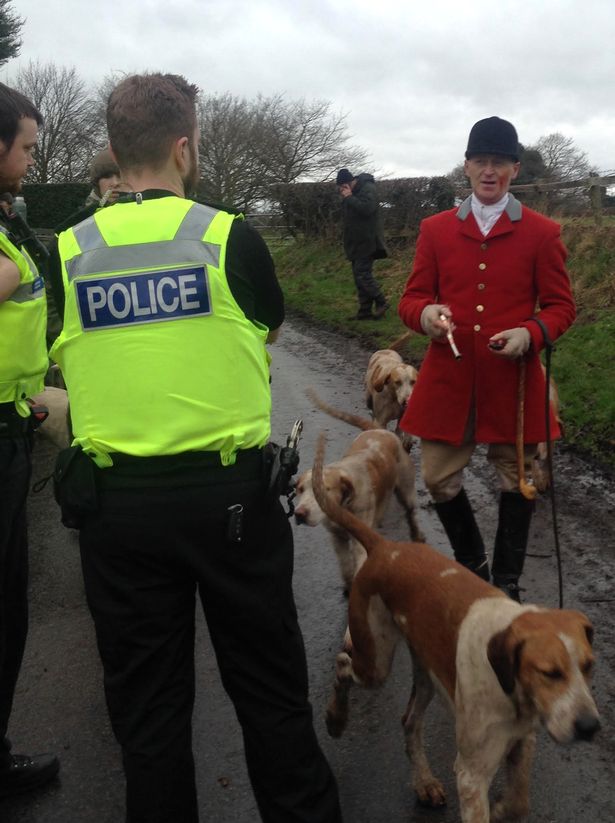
[420,304,453,340]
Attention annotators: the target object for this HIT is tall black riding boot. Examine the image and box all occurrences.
[434,488,490,581]
[492,491,535,602]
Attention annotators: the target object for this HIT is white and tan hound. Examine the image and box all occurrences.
[294,426,423,595]
[364,344,418,434]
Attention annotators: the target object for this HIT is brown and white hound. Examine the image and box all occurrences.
[312,432,600,822]
[294,426,423,595]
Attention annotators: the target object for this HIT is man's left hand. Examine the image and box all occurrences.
[339,184,352,198]
[488,327,531,359]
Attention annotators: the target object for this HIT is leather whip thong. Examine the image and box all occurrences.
[516,358,537,501]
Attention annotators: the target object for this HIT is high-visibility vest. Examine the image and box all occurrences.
[51,197,272,467]
[0,225,47,416]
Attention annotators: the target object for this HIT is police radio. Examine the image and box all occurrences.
[267,419,303,517]
[0,208,50,276]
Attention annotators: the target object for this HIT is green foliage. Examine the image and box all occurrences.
[382,176,455,236]
[561,218,615,301]
[271,182,341,239]
[22,182,90,229]
[272,238,428,362]
[552,311,615,466]
[517,145,547,183]
[0,0,23,66]
[272,176,455,242]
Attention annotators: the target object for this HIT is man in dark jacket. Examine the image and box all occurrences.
[336,168,389,320]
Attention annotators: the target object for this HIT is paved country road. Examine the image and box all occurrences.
[3,318,614,822]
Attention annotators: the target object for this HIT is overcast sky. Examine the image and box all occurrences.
[4,0,615,178]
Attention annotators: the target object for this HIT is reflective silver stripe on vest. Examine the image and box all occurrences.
[0,225,8,236]
[73,215,107,251]
[7,280,44,303]
[175,203,219,240]
[66,203,221,281]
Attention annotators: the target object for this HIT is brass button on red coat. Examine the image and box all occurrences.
[474,324,481,331]
[476,305,484,312]
[478,283,485,290]
[478,262,487,270]
[481,243,488,250]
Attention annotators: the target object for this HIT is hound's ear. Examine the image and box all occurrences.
[339,473,355,506]
[568,611,594,646]
[584,621,594,646]
[487,629,524,694]
[373,367,386,392]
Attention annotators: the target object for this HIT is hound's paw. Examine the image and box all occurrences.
[326,708,348,738]
[490,797,529,821]
[415,777,447,807]
[336,651,354,677]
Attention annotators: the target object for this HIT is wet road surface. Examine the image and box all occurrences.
[3,317,615,822]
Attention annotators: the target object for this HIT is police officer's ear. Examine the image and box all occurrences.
[107,143,121,170]
[174,136,191,173]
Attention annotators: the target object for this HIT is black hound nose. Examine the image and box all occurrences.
[294,511,306,525]
[574,713,601,741]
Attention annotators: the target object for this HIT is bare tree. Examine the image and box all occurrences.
[0,0,23,66]
[92,71,127,145]
[447,161,468,194]
[532,132,590,182]
[197,93,265,210]
[253,95,368,186]
[195,93,368,211]
[16,61,101,183]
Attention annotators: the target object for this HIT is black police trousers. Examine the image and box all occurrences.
[79,453,342,823]
[0,432,31,766]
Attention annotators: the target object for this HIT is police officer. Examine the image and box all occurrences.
[0,83,60,796]
[50,73,342,823]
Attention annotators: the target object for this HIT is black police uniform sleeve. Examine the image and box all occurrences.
[226,219,284,330]
[48,203,100,326]
[46,239,66,325]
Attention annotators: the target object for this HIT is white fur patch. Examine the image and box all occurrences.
[440,567,458,577]
[391,550,400,561]
[544,632,599,743]
[395,613,408,626]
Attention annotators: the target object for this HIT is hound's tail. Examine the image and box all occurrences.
[312,432,381,557]
[387,330,412,352]
[306,387,378,431]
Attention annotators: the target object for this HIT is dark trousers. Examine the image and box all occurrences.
[0,434,31,767]
[79,460,342,823]
[351,257,385,314]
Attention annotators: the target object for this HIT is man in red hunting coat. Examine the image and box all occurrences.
[398,116,576,601]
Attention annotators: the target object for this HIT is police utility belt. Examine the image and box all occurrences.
[53,419,303,531]
[0,402,48,438]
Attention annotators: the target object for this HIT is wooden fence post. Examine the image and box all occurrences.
[588,178,603,227]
